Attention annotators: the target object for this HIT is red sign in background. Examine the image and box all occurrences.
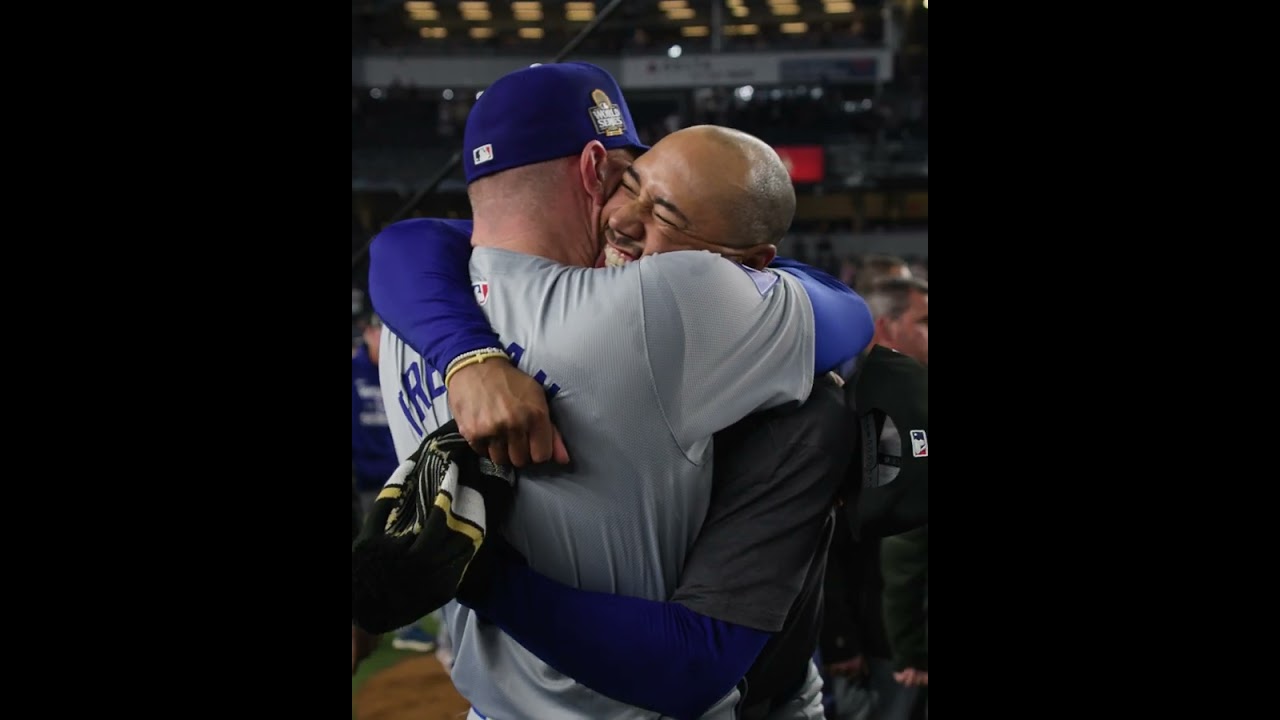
[772,146,826,183]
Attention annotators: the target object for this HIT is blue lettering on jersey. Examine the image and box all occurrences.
[505,342,561,398]
[397,392,423,436]
[397,362,448,437]
[396,343,560,439]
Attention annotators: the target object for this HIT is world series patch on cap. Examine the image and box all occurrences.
[351,420,516,634]
[462,61,649,184]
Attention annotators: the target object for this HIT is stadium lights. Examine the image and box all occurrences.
[459,1,489,10]
[726,23,759,34]
[519,27,545,38]
[511,1,541,9]
[923,0,928,7]
[667,7,696,19]
[418,26,447,38]
[515,10,543,20]
[682,25,710,36]
[732,6,749,16]
[566,2,595,21]
[770,5,802,16]
[405,0,438,21]
[463,11,493,21]
[470,27,495,38]
[780,21,807,33]
[824,1,855,13]
[659,0,689,10]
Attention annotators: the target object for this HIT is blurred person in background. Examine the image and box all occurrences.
[866,278,930,716]
[352,313,441,654]
[821,275,928,720]
[881,525,928,708]
[852,255,912,297]
[864,277,928,368]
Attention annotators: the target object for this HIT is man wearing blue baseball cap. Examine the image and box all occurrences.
[461,61,649,186]
[366,61,874,719]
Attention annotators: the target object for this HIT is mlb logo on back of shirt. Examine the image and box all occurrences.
[473,280,490,306]
[473,144,494,165]
[909,430,928,458]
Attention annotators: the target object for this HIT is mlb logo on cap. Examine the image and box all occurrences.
[473,143,494,165]
[909,430,928,458]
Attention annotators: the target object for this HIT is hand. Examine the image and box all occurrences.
[352,624,378,675]
[825,654,867,678]
[893,667,928,687]
[447,358,570,467]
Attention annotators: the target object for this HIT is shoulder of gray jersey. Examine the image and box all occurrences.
[632,250,817,455]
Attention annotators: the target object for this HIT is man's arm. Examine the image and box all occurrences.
[366,218,501,375]
[464,558,768,720]
[370,222,863,382]
[770,257,872,375]
[369,226,869,460]
[459,380,852,718]
[367,218,562,466]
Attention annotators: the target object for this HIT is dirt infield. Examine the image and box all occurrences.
[354,655,471,720]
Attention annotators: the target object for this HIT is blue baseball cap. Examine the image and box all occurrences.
[463,62,649,184]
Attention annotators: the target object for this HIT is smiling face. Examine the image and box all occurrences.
[597,126,784,270]
[600,129,744,265]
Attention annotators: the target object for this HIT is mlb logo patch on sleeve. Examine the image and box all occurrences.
[473,144,494,165]
[472,280,490,306]
[909,430,928,458]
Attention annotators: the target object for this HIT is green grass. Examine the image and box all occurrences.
[352,615,443,716]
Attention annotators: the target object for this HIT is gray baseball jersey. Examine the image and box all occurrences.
[378,247,816,719]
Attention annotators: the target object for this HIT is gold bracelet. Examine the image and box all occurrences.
[445,347,509,377]
[444,348,510,389]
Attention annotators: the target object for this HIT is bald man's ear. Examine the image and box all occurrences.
[578,141,610,204]
[740,244,777,271]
